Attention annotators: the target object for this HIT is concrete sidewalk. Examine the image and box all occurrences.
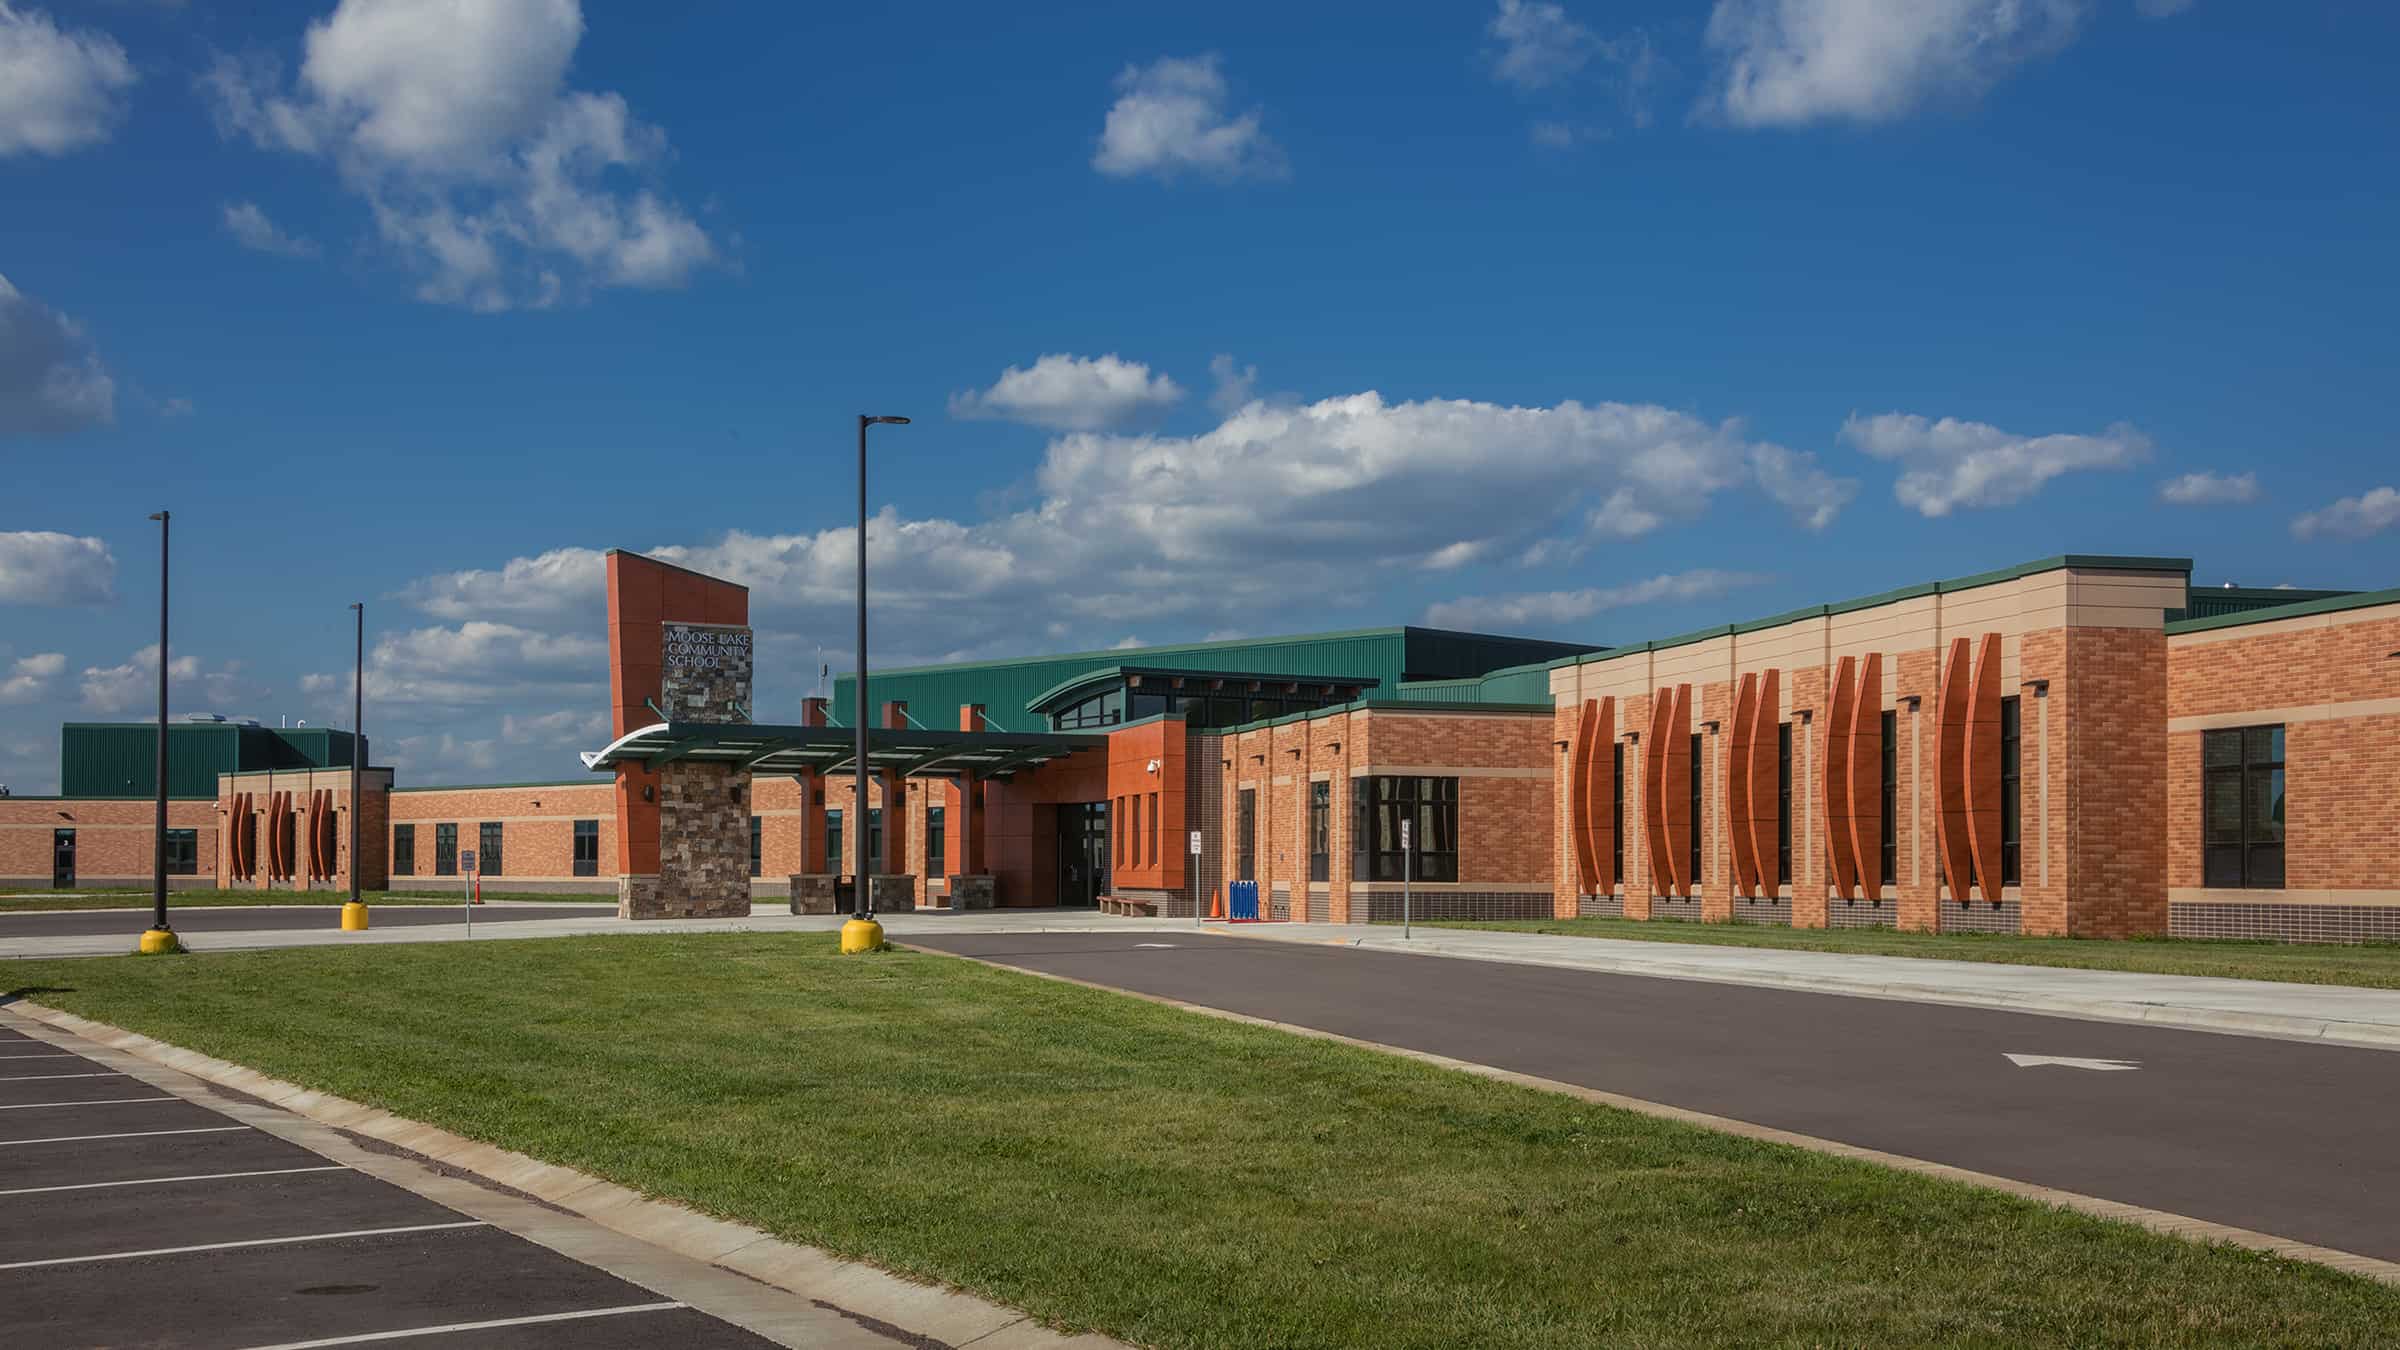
[9,902,2400,1051]
[1214,922,2400,1051]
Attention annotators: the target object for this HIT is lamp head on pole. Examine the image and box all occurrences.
[148,511,167,522]
[862,415,910,426]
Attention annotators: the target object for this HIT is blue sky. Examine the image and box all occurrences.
[4,0,2397,789]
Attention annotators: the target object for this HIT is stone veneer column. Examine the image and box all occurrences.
[627,760,754,919]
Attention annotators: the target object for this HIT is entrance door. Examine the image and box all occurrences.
[1055,802,1110,906]
[53,828,75,889]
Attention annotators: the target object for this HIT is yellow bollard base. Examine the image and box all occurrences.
[136,928,182,956]
[839,917,886,955]
[340,901,371,932]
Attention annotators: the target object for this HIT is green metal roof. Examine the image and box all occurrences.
[1024,665,1381,715]
[1217,697,1554,737]
[2166,586,2358,624]
[835,626,1597,730]
[1551,553,2198,671]
[2165,584,2400,635]
[59,722,370,800]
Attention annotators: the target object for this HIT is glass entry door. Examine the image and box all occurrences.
[53,828,75,889]
[1055,802,1109,906]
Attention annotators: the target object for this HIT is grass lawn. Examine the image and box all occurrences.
[0,888,611,914]
[7,935,2396,1347]
[1418,915,2400,991]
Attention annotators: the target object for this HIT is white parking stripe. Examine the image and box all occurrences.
[0,1220,486,1270]
[0,1096,176,1110]
[0,1125,249,1147]
[0,1053,79,1060]
[0,1165,346,1197]
[233,1302,688,1349]
[0,1071,125,1081]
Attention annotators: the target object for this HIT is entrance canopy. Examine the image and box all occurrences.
[580,721,1106,780]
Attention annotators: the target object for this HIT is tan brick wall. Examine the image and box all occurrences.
[388,782,617,885]
[0,797,219,888]
[2060,627,2168,937]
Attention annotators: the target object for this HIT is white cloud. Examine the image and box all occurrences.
[222,200,319,258]
[0,529,115,604]
[1842,410,2146,517]
[160,396,194,417]
[396,545,604,620]
[1489,0,1603,91]
[1093,55,1284,183]
[948,353,1185,432]
[0,2,136,157]
[202,0,713,310]
[1421,541,1490,571]
[1751,442,1856,528]
[2157,470,2258,506]
[1208,353,1259,415]
[0,273,116,437]
[500,707,608,743]
[354,621,606,708]
[79,644,199,714]
[1425,569,1772,631]
[2292,486,2400,541]
[1703,0,2084,128]
[0,651,64,703]
[2134,0,2191,15]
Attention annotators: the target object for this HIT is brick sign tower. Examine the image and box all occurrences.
[605,550,755,919]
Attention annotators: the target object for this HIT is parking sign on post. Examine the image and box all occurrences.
[1399,819,1411,939]
[1190,831,1203,926]
[460,850,477,935]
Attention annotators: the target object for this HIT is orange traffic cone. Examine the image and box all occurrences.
[1207,887,1224,919]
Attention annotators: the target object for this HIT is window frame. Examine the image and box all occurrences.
[571,819,598,877]
[826,809,844,877]
[750,814,763,878]
[1348,776,1459,884]
[1688,732,1702,889]
[1777,722,1793,887]
[1307,779,1330,883]
[393,823,416,877]
[1236,788,1256,882]
[1611,742,1624,891]
[434,823,458,877]
[1999,695,2021,887]
[478,821,504,877]
[927,806,946,877]
[2202,725,2285,889]
[165,827,198,876]
[1880,710,1898,887]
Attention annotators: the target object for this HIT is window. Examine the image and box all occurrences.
[434,823,457,876]
[1308,780,1330,882]
[1999,696,2021,886]
[750,815,763,877]
[1611,743,1625,890]
[478,822,504,877]
[393,824,416,877]
[164,828,198,875]
[1777,723,1793,886]
[1148,791,1159,865]
[1349,776,1459,883]
[1237,788,1256,882]
[867,808,884,875]
[1052,688,1125,730]
[1880,710,1897,887]
[927,807,946,876]
[1688,733,1702,888]
[572,820,598,877]
[2203,725,2284,888]
[826,810,844,876]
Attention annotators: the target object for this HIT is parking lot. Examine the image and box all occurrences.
[0,1020,780,1349]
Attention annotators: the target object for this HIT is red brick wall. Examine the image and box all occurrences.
[2060,627,2168,937]
[0,798,219,888]
[388,782,617,887]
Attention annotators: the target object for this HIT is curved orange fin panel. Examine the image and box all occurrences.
[1588,697,1615,891]
[1847,653,1884,902]
[1645,692,1674,899]
[1964,633,2004,901]
[1664,684,1694,896]
[1747,668,1781,896]
[1820,658,1857,901]
[1569,700,1600,894]
[1727,674,1758,898]
[1935,637,1976,902]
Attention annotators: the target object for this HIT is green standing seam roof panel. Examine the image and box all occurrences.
[2164,583,2400,634]
[834,627,1597,727]
[60,722,369,800]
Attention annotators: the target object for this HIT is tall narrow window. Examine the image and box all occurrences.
[1308,780,1330,882]
[826,810,844,876]
[1688,733,1702,888]
[1237,789,1257,881]
[927,806,946,876]
[1999,696,2021,886]
[1611,742,1625,890]
[1148,791,1160,866]
[434,823,458,876]
[571,819,598,877]
[393,823,416,877]
[478,822,504,877]
[1880,710,1897,887]
[750,815,763,877]
[866,808,883,875]
[1777,722,1793,886]
[2203,726,2284,888]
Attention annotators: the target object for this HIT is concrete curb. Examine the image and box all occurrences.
[4,1000,1130,1350]
[907,944,2400,1290]
[1199,926,2400,1051]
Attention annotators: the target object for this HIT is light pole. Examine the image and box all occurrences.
[138,510,178,955]
[842,414,909,956]
[341,602,370,931]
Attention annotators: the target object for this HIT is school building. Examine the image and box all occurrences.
[4,549,2394,943]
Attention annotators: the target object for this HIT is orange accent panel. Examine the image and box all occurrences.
[1569,700,1600,894]
[1846,653,1884,902]
[1727,674,1759,898]
[1746,668,1780,897]
[1661,685,1693,897]
[661,570,707,624]
[1963,633,2004,901]
[1820,657,1857,901]
[1644,695,1673,899]
[1934,637,1976,902]
[1585,697,1615,893]
[702,580,747,626]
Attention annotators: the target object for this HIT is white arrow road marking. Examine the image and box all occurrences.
[1134,942,1178,949]
[2005,1053,2141,1071]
